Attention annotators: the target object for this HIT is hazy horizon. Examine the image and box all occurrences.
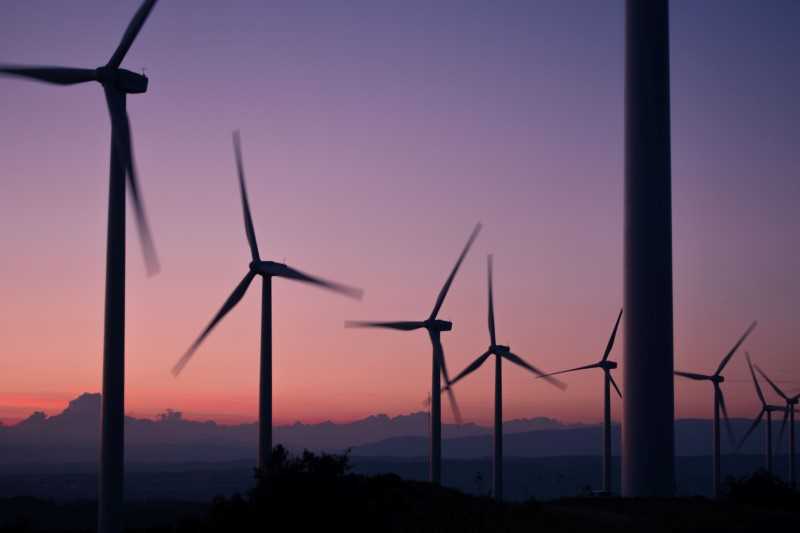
[1,1,798,427]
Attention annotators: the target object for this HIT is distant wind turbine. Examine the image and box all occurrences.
[173,132,363,471]
[673,321,757,499]
[538,309,623,495]
[754,364,799,488]
[0,2,161,532]
[445,255,565,501]
[346,224,481,484]
[738,352,787,474]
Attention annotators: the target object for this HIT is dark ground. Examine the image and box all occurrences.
[1,450,798,532]
[0,447,800,533]
[0,455,792,502]
[1,478,798,532]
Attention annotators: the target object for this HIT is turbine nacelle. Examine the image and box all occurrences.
[251,260,287,277]
[599,360,618,370]
[492,344,510,354]
[95,66,148,94]
[425,319,452,332]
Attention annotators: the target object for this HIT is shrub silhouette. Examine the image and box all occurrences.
[199,445,527,532]
[723,469,799,510]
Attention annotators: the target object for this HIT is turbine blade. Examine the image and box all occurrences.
[754,364,789,402]
[107,0,159,68]
[105,89,159,275]
[429,223,481,320]
[232,131,260,261]
[718,386,736,448]
[172,271,256,376]
[275,264,363,300]
[431,334,462,425]
[737,409,765,451]
[538,362,602,379]
[609,372,623,399]
[487,254,496,345]
[344,320,425,331]
[0,65,96,85]
[715,321,757,376]
[674,370,712,381]
[746,353,767,406]
[446,351,492,389]
[601,308,623,362]
[503,351,566,390]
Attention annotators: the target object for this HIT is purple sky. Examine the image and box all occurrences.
[0,1,798,425]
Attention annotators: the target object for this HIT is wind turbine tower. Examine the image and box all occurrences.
[446,255,565,501]
[173,132,363,471]
[673,322,757,499]
[346,224,481,484]
[538,310,623,494]
[623,0,676,497]
[738,353,787,475]
[754,363,799,485]
[0,2,161,531]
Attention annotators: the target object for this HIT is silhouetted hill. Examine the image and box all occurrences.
[0,393,568,465]
[0,393,780,467]
[350,419,774,457]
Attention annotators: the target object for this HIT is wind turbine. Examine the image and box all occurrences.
[673,321,757,499]
[754,364,800,488]
[445,255,565,501]
[1,2,160,532]
[537,309,623,495]
[173,132,363,471]
[346,223,481,484]
[738,352,787,475]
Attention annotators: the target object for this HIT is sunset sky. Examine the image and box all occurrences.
[1,0,798,427]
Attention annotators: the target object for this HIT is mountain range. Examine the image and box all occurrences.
[0,392,786,467]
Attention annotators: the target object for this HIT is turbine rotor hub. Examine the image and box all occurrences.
[95,66,148,94]
[426,319,452,332]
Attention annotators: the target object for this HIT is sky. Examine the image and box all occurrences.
[0,0,798,427]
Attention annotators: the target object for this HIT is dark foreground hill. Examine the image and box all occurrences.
[0,455,792,502]
[1,450,798,533]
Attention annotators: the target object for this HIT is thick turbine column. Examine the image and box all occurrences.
[99,118,128,533]
[791,406,796,488]
[712,385,721,499]
[430,330,442,484]
[622,0,675,497]
[603,370,612,493]
[494,354,503,501]
[766,412,773,473]
[258,275,272,471]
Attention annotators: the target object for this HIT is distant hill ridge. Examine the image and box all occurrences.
[0,393,774,465]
